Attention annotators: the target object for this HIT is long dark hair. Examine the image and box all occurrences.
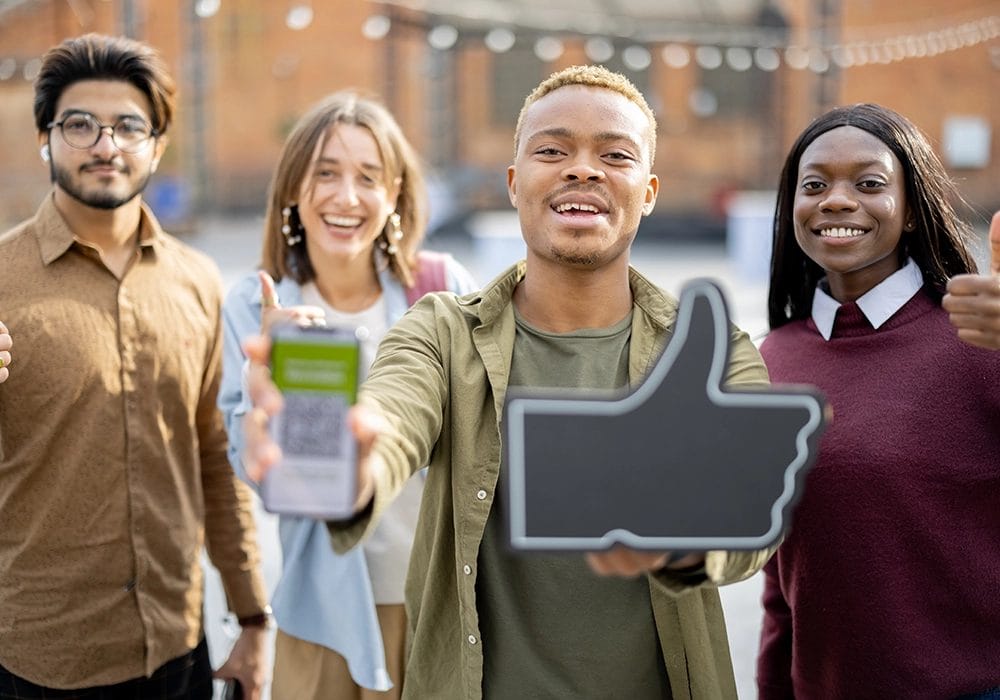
[768,103,977,329]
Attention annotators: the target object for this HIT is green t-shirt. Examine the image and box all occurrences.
[477,308,671,699]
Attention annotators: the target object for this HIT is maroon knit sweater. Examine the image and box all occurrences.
[756,289,1000,699]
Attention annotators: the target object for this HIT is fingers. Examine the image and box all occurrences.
[952,329,1000,350]
[585,548,669,577]
[241,334,283,482]
[211,631,266,700]
[242,404,281,484]
[0,325,11,384]
[244,333,283,419]
[945,273,1000,298]
[261,305,326,337]
[990,210,1000,276]
[258,271,280,310]
[290,306,326,324]
[349,404,388,449]
[944,273,1000,351]
[244,336,282,418]
[348,405,386,512]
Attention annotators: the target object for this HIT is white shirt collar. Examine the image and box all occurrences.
[810,258,924,340]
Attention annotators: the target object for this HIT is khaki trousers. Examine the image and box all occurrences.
[271,604,407,700]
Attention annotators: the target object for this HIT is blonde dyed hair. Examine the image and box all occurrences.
[261,90,427,287]
[514,64,657,165]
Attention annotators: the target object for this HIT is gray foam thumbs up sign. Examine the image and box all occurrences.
[504,279,827,552]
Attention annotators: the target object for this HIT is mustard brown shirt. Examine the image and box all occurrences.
[0,195,267,688]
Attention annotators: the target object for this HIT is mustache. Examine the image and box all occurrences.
[80,159,127,173]
[543,182,611,207]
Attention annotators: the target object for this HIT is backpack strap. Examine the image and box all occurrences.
[405,250,450,306]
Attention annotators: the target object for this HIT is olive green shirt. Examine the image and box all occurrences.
[0,195,267,688]
[329,262,773,699]
[478,308,670,698]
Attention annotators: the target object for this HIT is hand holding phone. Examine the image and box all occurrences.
[263,321,361,520]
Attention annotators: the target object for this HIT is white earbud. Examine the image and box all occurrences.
[40,144,50,162]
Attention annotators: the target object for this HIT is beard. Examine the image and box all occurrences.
[52,160,151,210]
[553,248,602,267]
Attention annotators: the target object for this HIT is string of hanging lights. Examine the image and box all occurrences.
[0,6,995,83]
[362,11,999,74]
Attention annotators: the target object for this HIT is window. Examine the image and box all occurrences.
[492,46,545,128]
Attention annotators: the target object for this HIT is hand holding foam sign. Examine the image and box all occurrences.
[504,279,827,552]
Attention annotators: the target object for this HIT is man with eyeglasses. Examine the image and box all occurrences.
[0,34,270,699]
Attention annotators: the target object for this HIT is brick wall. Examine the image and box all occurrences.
[0,0,995,231]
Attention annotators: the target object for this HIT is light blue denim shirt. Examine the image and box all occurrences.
[219,254,476,690]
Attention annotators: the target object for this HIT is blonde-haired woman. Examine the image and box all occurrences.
[219,91,476,699]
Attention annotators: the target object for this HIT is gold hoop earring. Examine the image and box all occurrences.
[281,205,303,246]
[380,212,403,255]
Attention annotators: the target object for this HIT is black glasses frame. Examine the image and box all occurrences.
[46,112,158,154]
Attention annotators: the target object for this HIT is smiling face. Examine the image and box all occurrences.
[507,85,658,270]
[298,123,400,268]
[43,79,165,211]
[792,125,911,302]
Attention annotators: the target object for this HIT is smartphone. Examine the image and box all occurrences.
[263,322,361,520]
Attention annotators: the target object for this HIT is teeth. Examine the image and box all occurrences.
[819,227,865,238]
[554,202,600,214]
[322,215,362,227]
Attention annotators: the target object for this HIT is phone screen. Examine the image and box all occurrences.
[264,323,360,520]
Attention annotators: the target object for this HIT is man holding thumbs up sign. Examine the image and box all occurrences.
[243,65,773,698]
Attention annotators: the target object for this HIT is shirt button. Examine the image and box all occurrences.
[123,578,136,592]
[468,635,477,645]
[476,489,487,500]
[463,565,472,575]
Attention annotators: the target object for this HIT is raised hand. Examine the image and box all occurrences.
[258,270,325,336]
[943,211,1000,350]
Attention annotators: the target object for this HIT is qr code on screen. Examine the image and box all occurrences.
[280,394,350,459]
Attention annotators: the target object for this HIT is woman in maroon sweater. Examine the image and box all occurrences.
[756,103,1000,699]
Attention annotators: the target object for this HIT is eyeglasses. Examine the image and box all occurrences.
[46,111,158,154]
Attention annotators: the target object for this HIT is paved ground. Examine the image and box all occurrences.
[190,211,991,699]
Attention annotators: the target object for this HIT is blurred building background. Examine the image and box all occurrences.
[0,0,997,236]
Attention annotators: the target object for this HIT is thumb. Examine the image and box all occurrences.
[650,280,731,397]
[989,211,999,277]
[258,270,281,310]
